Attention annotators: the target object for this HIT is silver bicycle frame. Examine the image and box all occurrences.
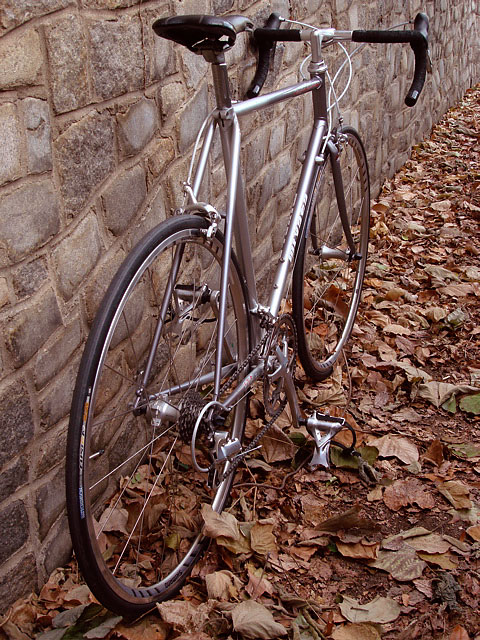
[147,30,356,415]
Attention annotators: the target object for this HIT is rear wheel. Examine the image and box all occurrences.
[66,215,250,616]
[293,127,370,381]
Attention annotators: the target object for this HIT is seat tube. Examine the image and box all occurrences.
[206,51,251,396]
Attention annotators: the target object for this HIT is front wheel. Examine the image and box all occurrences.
[66,215,251,616]
[292,127,370,381]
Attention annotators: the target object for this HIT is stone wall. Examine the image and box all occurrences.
[0,0,478,611]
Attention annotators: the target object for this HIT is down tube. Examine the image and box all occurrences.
[268,119,327,317]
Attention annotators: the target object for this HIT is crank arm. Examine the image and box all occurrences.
[281,367,301,429]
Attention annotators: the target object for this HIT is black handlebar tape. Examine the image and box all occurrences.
[352,13,429,107]
[405,13,429,106]
[245,13,282,99]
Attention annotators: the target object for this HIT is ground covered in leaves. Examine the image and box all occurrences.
[2,86,480,640]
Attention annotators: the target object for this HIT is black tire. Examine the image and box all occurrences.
[292,127,370,381]
[66,215,251,616]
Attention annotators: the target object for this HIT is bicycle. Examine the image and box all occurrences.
[66,10,429,616]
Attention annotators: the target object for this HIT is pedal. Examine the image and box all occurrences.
[306,412,346,470]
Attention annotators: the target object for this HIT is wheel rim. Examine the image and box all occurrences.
[78,225,248,604]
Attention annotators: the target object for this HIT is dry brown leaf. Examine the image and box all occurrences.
[115,617,169,640]
[250,522,277,555]
[413,579,433,598]
[336,540,379,560]
[405,533,451,554]
[437,480,472,509]
[418,381,479,408]
[339,595,400,624]
[466,525,480,541]
[332,622,381,640]
[438,283,474,297]
[261,424,296,463]
[205,570,242,601]
[391,360,432,382]
[368,434,419,464]
[383,479,435,511]
[449,624,471,640]
[174,634,213,640]
[382,323,411,335]
[370,543,427,581]
[97,507,129,534]
[424,439,445,466]
[201,504,240,540]
[290,545,317,561]
[417,551,458,569]
[156,600,214,633]
[317,506,377,532]
[245,564,275,598]
[231,599,287,638]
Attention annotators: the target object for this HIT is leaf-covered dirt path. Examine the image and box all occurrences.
[3,86,480,640]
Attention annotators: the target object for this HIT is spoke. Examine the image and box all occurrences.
[90,424,175,491]
[113,436,178,577]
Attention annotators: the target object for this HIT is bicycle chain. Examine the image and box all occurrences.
[263,314,298,417]
[215,314,298,483]
[218,403,285,482]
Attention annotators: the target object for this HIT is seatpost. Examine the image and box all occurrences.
[203,50,232,109]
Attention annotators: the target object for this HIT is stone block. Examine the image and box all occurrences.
[244,129,267,184]
[0,28,43,89]
[150,31,175,81]
[0,1,73,34]
[36,467,66,540]
[0,381,34,470]
[128,186,167,247]
[102,165,146,236]
[88,16,144,101]
[12,258,49,300]
[0,554,36,616]
[22,98,53,174]
[257,165,276,215]
[5,289,62,368]
[83,0,139,6]
[159,82,186,121]
[35,424,67,477]
[0,277,9,309]
[84,248,126,325]
[117,98,158,157]
[0,500,28,565]
[0,179,60,263]
[180,49,209,92]
[0,457,28,504]
[147,137,175,178]
[34,318,81,390]
[54,111,115,214]
[39,356,79,429]
[178,84,208,153]
[274,150,293,194]
[0,103,22,185]
[45,15,89,114]
[42,515,72,579]
[213,0,234,12]
[269,122,285,160]
[53,213,102,300]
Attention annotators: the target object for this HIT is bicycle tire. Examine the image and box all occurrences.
[292,127,370,381]
[66,214,251,616]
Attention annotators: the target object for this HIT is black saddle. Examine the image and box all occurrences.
[152,15,253,53]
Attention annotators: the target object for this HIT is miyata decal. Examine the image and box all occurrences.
[285,193,308,264]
